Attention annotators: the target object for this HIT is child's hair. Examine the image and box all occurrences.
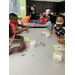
[40,12,43,14]
[9,13,17,20]
[56,15,65,21]
[26,12,31,16]
[9,24,13,37]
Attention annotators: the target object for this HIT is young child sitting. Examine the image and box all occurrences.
[21,12,32,24]
[9,13,29,34]
[9,25,26,54]
[52,15,65,39]
[38,12,46,24]
[43,14,52,31]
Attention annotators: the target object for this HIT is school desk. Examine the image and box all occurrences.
[9,28,65,75]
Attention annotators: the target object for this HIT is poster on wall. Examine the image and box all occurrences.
[9,0,19,14]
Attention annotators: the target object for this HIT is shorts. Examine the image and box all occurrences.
[18,20,23,25]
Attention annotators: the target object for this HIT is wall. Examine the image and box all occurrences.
[17,0,26,19]
[27,1,65,13]
[28,0,65,2]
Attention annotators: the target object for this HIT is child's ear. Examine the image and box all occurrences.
[62,21,64,24]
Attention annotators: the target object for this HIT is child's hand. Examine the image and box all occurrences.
[26,25,29,28]
[24,28,28,31]
[59,37,63,39]
[20,42,26,50]
[50,30,52,34]
[57,39,65,44]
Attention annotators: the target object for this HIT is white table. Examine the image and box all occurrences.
[9,28,65,75]
[24,22,35,26]
[23,22,46,28]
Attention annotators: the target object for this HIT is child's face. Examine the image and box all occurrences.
[40,14,43,18]
[10,17,18,24]
[56,17,64,24]
[46,16,50,21]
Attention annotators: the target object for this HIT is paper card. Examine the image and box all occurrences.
[20,6,25,10]
[52,44,65,51]
[24,37,30,42]
[41,31,50,34]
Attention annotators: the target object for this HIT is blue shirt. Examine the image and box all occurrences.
[53,24,65,37]
[43,20,52,30]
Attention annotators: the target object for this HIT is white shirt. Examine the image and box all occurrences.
[43,20,52,30]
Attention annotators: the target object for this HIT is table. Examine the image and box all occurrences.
[23,22,46,28]
[24,22,35,26]
[9,28,65,75]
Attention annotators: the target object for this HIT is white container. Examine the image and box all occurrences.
[30,40,36,48]
[46,33,50,38]
[53,51,63,63]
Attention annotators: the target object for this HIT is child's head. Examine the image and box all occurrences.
[39,12,43,18]
[51,8,53,12]
[56,15,64,27]
[9,13,18,24]
[26,12,31,16]
[9,25,15,46]
[46,14,50,21]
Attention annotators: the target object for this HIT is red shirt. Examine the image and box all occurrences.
[38,17,46,23]
[9,22,18,30]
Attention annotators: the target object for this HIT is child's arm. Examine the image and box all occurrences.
[43,22,52,30]
[52,31,63,39]
[17,24,29,28]
[13,28,28,34]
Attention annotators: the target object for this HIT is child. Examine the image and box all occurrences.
[9,13,29,34]
[9,25,26,54]
[52,15,65,39]
[38,12,46,24]
[21,12,31,24]
[43,14,52,31]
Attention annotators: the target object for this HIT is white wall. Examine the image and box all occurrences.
[28,0,65,2]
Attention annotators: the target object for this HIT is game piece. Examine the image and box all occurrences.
[23,51,24,53]
[27,47,28,48]
[40,34,43,36]
[22,54,25,56]
[32,55,34,57]
[28,29,30,31]
[26,46,28,48]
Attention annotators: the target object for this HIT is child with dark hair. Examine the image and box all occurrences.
[9,13,29,34]
[43,14,52,31]
[38,12,46,24]
[9,25,26,54]
[52,15,65,39]
[21,12,31,24]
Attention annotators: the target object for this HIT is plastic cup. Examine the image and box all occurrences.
[30,40,36,48]
[46,33,50,38]
[53,51,63,63]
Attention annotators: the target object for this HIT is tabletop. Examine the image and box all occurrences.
[23,22,46,28]
[9,28,65,75]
